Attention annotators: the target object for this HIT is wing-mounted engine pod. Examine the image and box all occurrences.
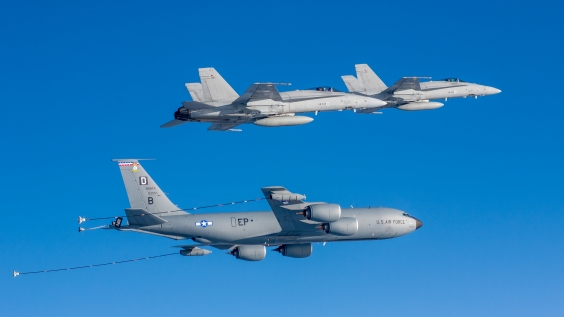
[273,243,312,258]
[228,245,266,261]
[298,203,341,223]
[317,217,358,236]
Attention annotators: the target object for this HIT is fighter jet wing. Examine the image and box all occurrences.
[233,83,284,105]
[384,77,421,93]
[208,122,242,131]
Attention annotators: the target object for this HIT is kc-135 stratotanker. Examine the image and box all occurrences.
[80,159,423,261]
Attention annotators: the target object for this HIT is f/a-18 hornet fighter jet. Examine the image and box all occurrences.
[341,64,501,112]
[161,68,386,131]
[80,159,423,261]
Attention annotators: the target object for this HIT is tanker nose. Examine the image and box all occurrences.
[415,218,423,230]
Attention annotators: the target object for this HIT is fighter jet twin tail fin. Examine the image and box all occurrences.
[341,64,388,95]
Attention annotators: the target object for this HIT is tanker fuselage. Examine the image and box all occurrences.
[123,207,420,245]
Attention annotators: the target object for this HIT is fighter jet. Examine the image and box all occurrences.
[80,159,423,261]
[161,68,387,131]
[341,64,501,112]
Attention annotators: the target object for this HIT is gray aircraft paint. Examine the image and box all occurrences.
[106,160,422,259]
[342,64,501,111]
[161,67,387,131]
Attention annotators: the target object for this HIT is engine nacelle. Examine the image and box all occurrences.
[300,203,341,223]
[229,245,266,261]
[320,217,358,236]
[397,102,444,111]
[274,244,312,258]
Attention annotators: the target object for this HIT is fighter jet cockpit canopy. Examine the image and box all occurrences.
[307,86,342,92]
[442,78,467,83]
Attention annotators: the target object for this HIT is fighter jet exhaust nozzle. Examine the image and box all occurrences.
[228,245,266,261]
[297,204,341,223]
[174,108,191,121]
[254,116,313,127]
[397,102,444,111]
[316,217,358,236]
[273,244,312,258]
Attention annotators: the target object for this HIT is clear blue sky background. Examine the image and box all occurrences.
[1,0,562,316]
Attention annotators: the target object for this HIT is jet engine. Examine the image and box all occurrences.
[273,244,312,258]
[228,245,266,261]
[317,217,358,236]
[298,204,341,223]
[397,102,444,111]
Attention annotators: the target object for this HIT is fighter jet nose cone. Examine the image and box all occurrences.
[486,87,501,95]
[415,219,423,230]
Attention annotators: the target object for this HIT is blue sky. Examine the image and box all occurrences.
[1,0,563,316]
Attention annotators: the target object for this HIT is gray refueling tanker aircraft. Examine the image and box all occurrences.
[341,64,501,112]
[161,68,386,131]
[81,159,423,261]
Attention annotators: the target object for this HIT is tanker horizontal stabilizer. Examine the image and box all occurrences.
[125,208,167,227]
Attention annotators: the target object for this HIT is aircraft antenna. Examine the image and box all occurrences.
[13,252,178,277]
